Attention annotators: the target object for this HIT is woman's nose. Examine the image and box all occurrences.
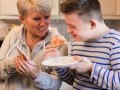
[39,19,47,26]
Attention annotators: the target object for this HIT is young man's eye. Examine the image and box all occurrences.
[70,26,75,29]
[67,25,75,29]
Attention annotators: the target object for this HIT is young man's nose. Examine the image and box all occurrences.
[67,28,72,33]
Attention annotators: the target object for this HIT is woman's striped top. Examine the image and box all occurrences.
[56,29,120,90]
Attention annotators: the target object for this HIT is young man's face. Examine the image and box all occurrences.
[64,13,93,41]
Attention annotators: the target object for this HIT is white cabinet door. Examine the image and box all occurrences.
[0,0,59,18]
[0,0,18,15]
[50,0,59,16]
[116,0,120,15]
[99,0,116,16]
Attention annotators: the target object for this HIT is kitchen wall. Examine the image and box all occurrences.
[105,20,120,30]
[2,19,72,41]
[2,19,120,41]
[51,19,120,33]
[1,19,120,90]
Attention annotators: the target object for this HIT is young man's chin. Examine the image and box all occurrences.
[73,37,83,41]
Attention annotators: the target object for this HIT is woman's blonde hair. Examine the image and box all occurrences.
[17,0,51,18]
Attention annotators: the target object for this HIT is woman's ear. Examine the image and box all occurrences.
[19,15,25,24]
[90,20,96,29]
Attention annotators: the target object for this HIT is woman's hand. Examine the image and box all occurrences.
[14,55,40,79]
[69,56,93,74]
[44,44,60,59]
[51,35,67,48]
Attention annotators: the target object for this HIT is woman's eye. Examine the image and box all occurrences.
[33,18,41,21]
[44,16,50,20]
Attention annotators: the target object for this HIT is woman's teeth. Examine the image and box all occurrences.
[39,28,45,31]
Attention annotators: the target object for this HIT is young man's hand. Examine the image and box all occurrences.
[69,56,93,74]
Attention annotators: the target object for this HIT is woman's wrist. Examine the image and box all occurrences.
[31,69,41,80]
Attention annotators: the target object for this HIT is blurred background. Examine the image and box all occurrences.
[0,0,120,90]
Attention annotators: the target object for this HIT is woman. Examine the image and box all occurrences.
[0,0,67,90]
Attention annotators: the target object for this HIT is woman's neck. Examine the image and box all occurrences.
[25,37,40,52]
[25,32,47,52]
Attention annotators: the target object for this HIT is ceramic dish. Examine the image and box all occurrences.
[42,56,79,67]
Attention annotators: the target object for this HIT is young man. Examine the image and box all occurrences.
[45,0,120,89]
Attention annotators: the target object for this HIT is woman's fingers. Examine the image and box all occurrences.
[14,55,29,74]
[45,44,53,49]
[44,45,58,59]
[45,47,55,54]
[14,55,40,78]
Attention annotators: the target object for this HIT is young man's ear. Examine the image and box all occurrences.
[90,20,96,29]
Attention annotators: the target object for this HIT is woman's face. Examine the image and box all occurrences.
[21,9,51,39]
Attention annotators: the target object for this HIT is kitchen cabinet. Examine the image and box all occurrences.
[0,0,18,15]
[99,0,115,16]
[50,0,59,16]
[57,0,120,20]
[0,0,18,19]
[0,0,59,19]
[99,0,120,19]
[1,0,120,20]
[58,0,120,19]
[116,0,120,15]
